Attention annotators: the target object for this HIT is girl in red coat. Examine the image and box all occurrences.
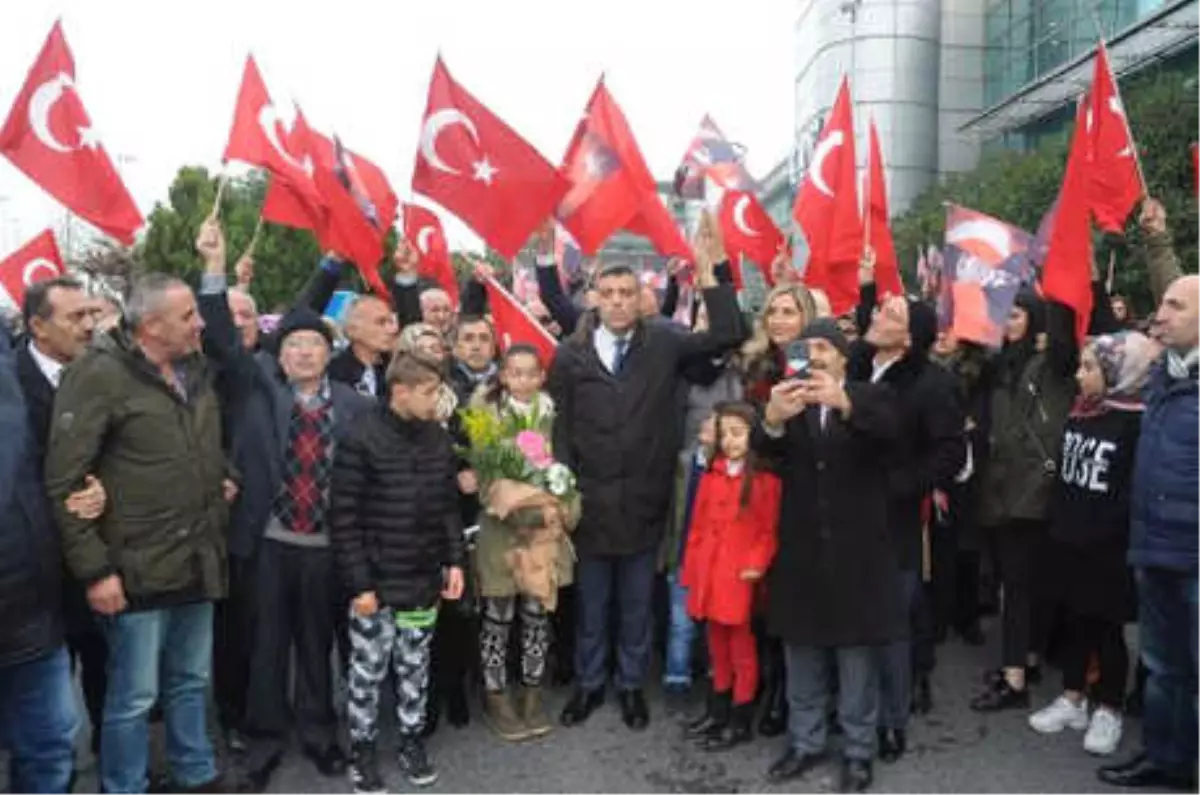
[681,401,782,751]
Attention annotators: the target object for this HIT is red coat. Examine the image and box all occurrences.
[681,458,781,626]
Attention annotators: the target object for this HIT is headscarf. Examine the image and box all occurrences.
[1077,331,1158,414]
[397,322,441,354]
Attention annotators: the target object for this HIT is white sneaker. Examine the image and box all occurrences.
[1083,707,1124,755]
[1028,695,1090,734]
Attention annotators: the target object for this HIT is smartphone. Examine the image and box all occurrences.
[784,339,812,380]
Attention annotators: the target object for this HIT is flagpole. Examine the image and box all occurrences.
[1087,5,1149,196]
[210,172,229,220]
[862,118,872,254]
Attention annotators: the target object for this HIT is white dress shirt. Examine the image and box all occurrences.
[29,342,65,389]
[594,324,631,374]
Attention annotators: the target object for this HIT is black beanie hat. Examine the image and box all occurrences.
[276,307,333,349]
[799,317,851,359]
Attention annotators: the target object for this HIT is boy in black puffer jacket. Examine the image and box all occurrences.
[330,354,466,793]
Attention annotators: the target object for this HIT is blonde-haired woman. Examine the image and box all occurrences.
[741,282,823,408]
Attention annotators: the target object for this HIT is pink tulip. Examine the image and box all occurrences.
[515,430,553,469]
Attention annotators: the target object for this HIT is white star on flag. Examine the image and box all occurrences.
[472,156,497,185]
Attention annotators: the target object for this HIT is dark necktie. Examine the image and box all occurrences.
[613,337,629,374]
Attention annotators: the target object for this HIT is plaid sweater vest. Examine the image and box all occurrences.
[273,400,335,536]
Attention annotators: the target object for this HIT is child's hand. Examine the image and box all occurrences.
[442,566,465,601]
[352,591,379,617]
[739,569,764,582]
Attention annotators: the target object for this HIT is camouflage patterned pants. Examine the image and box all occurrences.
[346,607,435,743]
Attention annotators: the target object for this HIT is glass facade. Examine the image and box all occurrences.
[983,0,1172,107]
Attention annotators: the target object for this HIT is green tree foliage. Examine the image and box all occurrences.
[893,68,1197,316]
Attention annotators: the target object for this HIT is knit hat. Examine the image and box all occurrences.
[276,307,333,349]
[799,317,850,359]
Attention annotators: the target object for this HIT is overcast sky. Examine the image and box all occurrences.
[0,0,795,256]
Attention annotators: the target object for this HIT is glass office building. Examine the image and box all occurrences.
[983,0,1174,107]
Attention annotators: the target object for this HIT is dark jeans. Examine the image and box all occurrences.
[102,602,216,793]
[244,540,337,765]
[878,569,933,730]
[574,548,657,692]
[0,646,78,793]
[212,555,253,734]
[991,520,1043,669]
[784,644,879,761]
[1059,615,1128,708]
[1136,567,1198,773]
[66,625,108,751]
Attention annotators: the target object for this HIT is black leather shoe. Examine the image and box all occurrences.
[839,758,873,793]
[702,702,753,751]
[684,689,730,739]
[303,744,347,777]
[767,749,822,783]
[877,728,907,763]
[559,688,604,727]
[1098,753,1196,790]
[969,680,1030,712]
[618,688,649,730]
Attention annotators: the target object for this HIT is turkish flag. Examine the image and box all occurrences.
[865,119,902,300]
[484,277,557,366]
[222,55,318,202]
[0,22,142,245]
[1086,43,1143,233]
[402,203,458,306]
[412,58,567,259]
[261,112,396,298]
[718,190,782,290]
[0,228,65,311]
[1042,101,1094,344]
[559,80,693,261]
[793,77,862,316]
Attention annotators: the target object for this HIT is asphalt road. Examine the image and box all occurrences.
[57,616,1163,794]
[303,633,1137,794]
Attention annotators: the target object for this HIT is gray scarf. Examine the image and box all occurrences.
[1167,348,1199,380]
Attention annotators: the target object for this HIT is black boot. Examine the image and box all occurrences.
[684,688,730,740]
[702,702,754,751]
[758,645,788,737]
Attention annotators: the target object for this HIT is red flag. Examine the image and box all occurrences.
[717,190,782,290]
[0,228,65,311]
[558,80,693,261]
[221,56,317,201]
[484,277,557,366]
[1192,143,1198,196]
[1042,102,1094,344]
[402,203,458,306]
[412,58,567,259]
[865,119,902,300]
[793,77,862,315]
[260,112,395,298]
[0,22,142,245]
[1085,43,1143,233]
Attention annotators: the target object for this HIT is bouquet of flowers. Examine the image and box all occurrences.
[458,404,578,505]
[458,402,580,609]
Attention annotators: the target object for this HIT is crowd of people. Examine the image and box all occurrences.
[0,199,1195,795]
